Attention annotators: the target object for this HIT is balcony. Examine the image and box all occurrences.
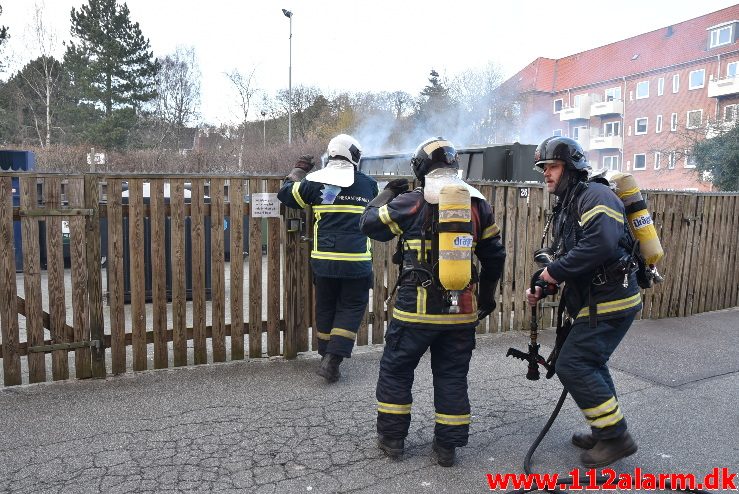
[590,134,623,150]
[560,104,591,121]
[590,99,624,117]
[708,76,739,97]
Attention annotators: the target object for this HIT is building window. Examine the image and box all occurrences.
[657,77,665,96]
[668,152,676,169]
[686,109,703,129]
[605,87,621,101]
[603,155,620,171]
[685,152,697,169]
[604,121,620,136]
[573,94,584,107]
[710,25,733,48]
[552,129,562,137]
[671,113,678,131]
[728,61,738,78]
[572,126,587,142]
[689,69,705,90]
[654,152,661,170]
[553,99,563,113]
[672,74,679,93]
[725,104,738,122]
[636,81,649,99]
[655,115,663,133]
[633,154,646,170]
[635,117,648,135]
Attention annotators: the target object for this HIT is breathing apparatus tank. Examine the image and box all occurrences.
[610,172,663,267]
[437,184,473,302]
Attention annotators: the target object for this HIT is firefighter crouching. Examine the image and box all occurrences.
[526,136,641,468]
[277,134,378,383]
[360,137,505,467]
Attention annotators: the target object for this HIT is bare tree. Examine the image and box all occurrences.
[275,85,328,143]
[390,90,413,120]
[225,67,258,171]
[17,2,64,146]
[153,46,201,150]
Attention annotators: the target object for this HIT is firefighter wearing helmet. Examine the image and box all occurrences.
[277,134,378,383]
[360,137,506,467]
[527,136,641,467]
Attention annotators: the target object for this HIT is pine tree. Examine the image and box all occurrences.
[64,0,159,148]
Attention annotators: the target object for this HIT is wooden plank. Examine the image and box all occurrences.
[170,179,187,366]
[191,179,207,364]
[501,186,516,331]
[685,195,705,316]
[372,238,387,344]
[726,195,739,308]
[229,179,245,360]
[266,179,281,357]
[248,179,263,358]
[67,178,91,379]
[657,194,679,320]
[491,184,506,332]
[150,180,168,369]
[107,179,126,374]
[84,175,106,378]
[20,176,45,383]
[520,186,537,331]
[45,177,68,380]
[128,179,147,371]
[676,195,699,317]
[300,207,313,353]
[697,196,718,314]
[668,195,689,318]
[710,195,730,311]
[283,206,301,359]
[0,176,21,385]
[210,178,226,362]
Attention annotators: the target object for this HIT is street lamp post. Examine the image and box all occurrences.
[261,110,267,149]
[282,8,293,146]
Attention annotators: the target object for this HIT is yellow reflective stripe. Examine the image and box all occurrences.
[423,139,453,155]
[316,332,330,341]
[589,408,624,428]
[291,182,307,208]
[481,224,500,239]
[617,187,640,199]
[416,286,427,314]
[392,308,478,325]
[379,204,403,235]
[311,251,372,261]
[377,401,412,415]
[313,205,366,213]
[581,396,617,418]
[330,328,356,340]
[576,293,642,319]
[435,412,471,426]
[579,205,624,226]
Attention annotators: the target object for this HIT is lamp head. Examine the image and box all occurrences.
[282,8,292,18]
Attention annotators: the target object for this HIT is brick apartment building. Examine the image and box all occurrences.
[502,5,739,190]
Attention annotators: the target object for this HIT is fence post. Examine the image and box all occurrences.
[85,174,106,378]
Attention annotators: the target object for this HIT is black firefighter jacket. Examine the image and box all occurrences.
[360,187,506,330]
[546,181,642,323]
[278,170,378,279]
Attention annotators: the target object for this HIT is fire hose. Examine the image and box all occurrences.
[503,270,711,494]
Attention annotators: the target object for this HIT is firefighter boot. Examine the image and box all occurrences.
[432,438,456,467]
[571,432,598,449]
[377,435,404,458]
[580,431,637,468]
[317,353,343,383]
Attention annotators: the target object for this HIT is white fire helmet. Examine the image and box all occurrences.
[306,134,362,188]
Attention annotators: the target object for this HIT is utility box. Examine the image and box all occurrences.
[0,150,36,272]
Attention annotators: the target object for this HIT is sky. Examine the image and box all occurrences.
[1,0,738,125]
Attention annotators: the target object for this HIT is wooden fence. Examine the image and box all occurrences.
[0,172,737,386]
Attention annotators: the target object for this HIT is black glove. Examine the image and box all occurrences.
[384,178,409,196]
[477,277,497,320]
[295,154,315,172]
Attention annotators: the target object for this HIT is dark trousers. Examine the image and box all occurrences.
[314,275,371,358]
[376,320,476,448]
[555,314,635,440]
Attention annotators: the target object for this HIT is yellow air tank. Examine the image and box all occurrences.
[438,184,473,290]
[611,172,664,266]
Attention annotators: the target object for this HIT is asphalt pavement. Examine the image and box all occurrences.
[1,308,737,493]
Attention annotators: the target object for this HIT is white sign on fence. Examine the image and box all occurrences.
[251,193,280,217]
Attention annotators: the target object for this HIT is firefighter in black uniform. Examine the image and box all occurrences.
[278,134,378,383]
[360,137,505,467]
[526,136,641,468]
